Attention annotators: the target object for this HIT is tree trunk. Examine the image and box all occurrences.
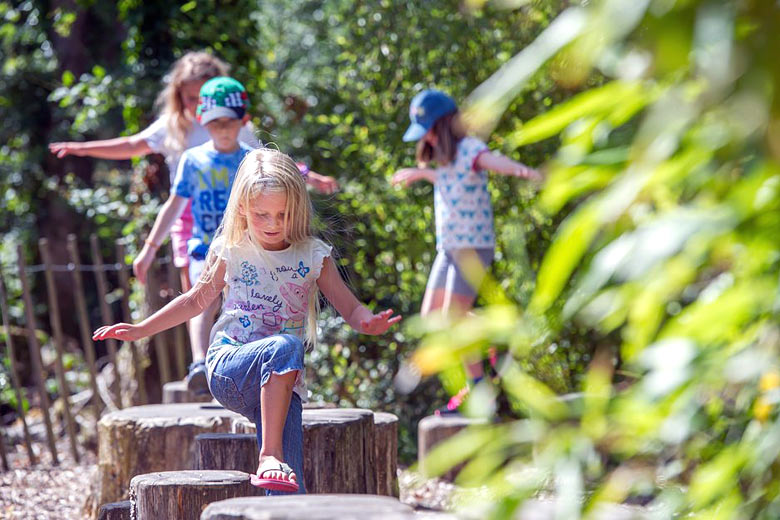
[130,470,258,520]
[97,501,131,520]
[162,380,214,404]
[90,403,241,518]
[195,433,258,474]
[232,408,375,494]
[418,415,487,482]
[201,494,414,520]
[373,412,399,497]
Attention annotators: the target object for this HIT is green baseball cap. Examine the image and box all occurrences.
[196,76,249,125]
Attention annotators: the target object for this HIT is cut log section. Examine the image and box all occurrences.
[162,380,214,404]
[418,415,487,482]
[232,408,375,494]
[130,470,258,520]
[373,412,399,497]
[195,433,258,474]
[97,501,131,520]
[201,494,414,520]
[91,403,241,517]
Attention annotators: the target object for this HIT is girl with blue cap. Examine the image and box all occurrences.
[392,89,541,415]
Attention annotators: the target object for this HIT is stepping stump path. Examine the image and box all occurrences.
[97,501,131,520]
[130,470,258,520]
[195,433,258,474]
[162,380,214,404]
[232,408,384,494]
[92,403,242,517]
[201,494,414,520]
[418,415,487,482]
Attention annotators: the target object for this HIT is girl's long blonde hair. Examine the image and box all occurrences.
[203,148,320,347]
[155,51,229,156]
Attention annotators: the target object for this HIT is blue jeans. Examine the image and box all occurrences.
[206,334,306,495]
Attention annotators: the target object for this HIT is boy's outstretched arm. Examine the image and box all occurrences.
[133,194,189,284]
[475,152,542,181]
[49,134,153,160]
[317,256,401,335]
[93,260,227,342]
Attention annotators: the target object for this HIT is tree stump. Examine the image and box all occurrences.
[195,433,258,474]
[373,412,399,497]
[92,403,241,517]
[130,470,257,520]
[418,415,487,481]
[97,501,131,520]
[162,380,214,404]
[232,408,375,494]
[201,494,414,520]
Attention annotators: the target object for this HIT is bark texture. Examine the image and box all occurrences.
[418,415,487,482]
[97,500,131,520]
[92,403,241,517]
[195,433,259,474]
[129,470,256,520]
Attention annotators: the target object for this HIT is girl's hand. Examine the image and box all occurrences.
[93,323,144,342]
[391,168,418,188]
[49,142,82,158]
[360,309,402,335]
[514,165,543,181]
[133,245,157,285]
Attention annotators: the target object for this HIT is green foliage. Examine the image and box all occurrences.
[414,0,780,517]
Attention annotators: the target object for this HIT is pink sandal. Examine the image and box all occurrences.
[250,460,299,492]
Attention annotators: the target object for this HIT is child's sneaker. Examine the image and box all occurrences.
[186,359,209,395]
[435,386,470,416]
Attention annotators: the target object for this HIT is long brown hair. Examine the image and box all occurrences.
[415,111,466,167]
[155,51,229,155]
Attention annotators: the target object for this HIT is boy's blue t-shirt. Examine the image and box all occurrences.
[172,141,253,258]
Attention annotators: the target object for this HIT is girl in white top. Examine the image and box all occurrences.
[93,148,400,494]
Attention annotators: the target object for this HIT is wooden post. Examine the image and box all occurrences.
[16,244,59,465]
[130,470,258,519]
[97,501,130,520]
[90,234,122,408]
[146,262,172,384]
[39,238,80,463]
[164,250,188,381]
[0,270,36,465]
[195,433,258,473]
[66,235,102,420]
[116,241,147,405]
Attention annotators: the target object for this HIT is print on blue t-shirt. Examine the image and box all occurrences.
[172,141,252,258]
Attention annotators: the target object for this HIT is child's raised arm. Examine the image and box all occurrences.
[133,194,190,284]
[475,152,542,181]
[391,167,436,188]
[317,257,401,335]
[93,259,227,342]
[49,134,153,160]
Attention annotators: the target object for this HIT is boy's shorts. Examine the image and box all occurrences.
[170,201,194,268]
[425,248,494,299]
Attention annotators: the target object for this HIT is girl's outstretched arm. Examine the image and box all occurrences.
[93,259,226,342]
[475,152,542,181]
[49,134,153,160]
[391,167,436,188]
[133,194,190,284]
[317,256,401,335]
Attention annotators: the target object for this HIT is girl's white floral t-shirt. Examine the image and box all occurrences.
[211,237,332,347]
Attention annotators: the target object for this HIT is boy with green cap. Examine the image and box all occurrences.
[133,76,255,393]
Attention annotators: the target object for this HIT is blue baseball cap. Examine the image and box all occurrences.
[402,89,458,142]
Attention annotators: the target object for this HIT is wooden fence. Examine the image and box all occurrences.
[0,233,189,469]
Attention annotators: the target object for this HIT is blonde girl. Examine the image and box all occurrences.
[392,89,541,414]
[94,148,400,494]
